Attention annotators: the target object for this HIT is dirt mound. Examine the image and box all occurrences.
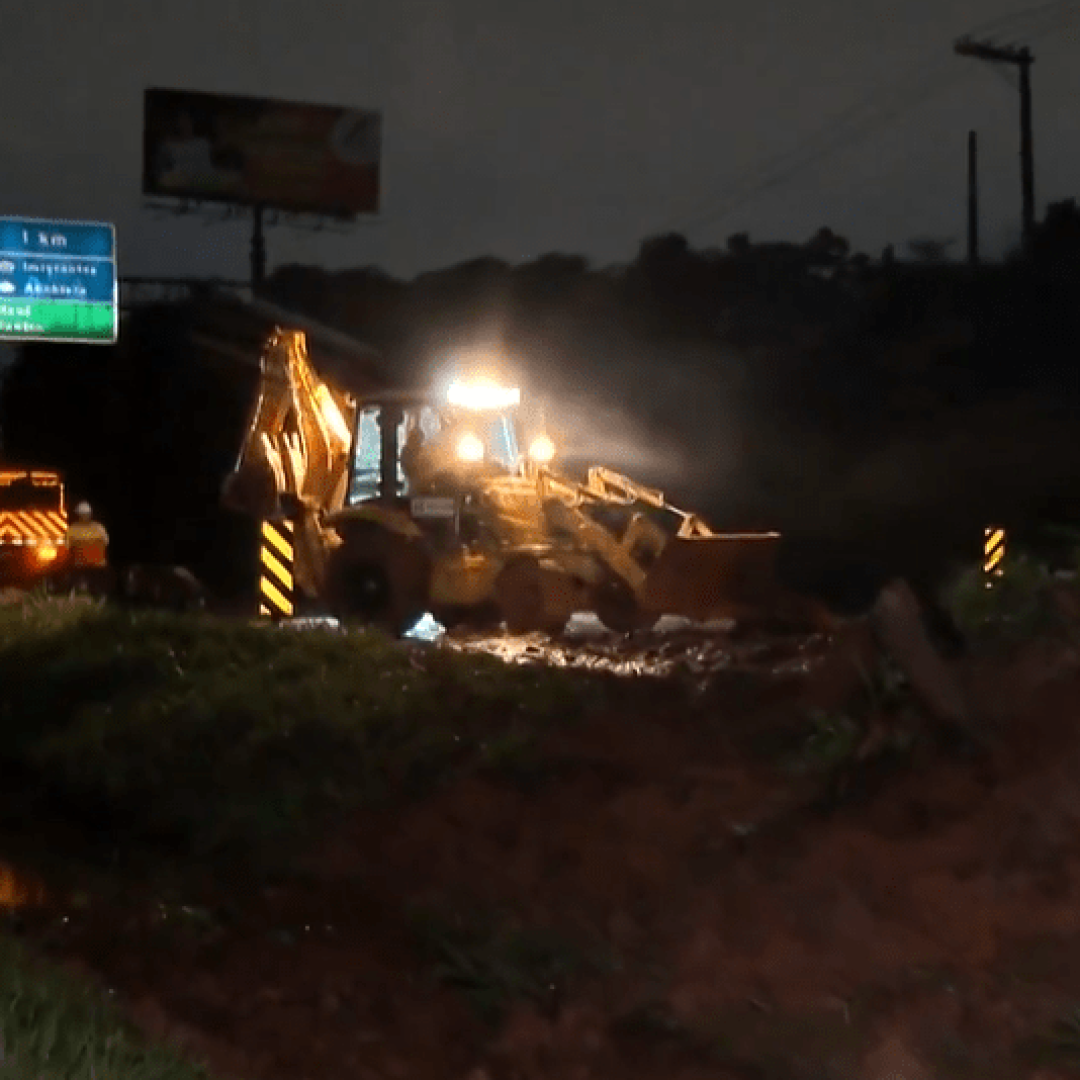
[12,634,1080,1079]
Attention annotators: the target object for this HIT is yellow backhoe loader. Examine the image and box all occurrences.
[220,326,983,757]
[220,328,827,634]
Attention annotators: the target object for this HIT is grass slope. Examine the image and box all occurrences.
[0,597,594,863]
[0,934,214,1080]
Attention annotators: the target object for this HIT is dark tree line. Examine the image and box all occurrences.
[3,204,1080,597]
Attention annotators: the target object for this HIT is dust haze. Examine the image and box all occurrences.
[513,327,757,509]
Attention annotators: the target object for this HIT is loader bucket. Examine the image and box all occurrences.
[636,532,786,624]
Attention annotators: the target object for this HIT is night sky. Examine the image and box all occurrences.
[3,0,1078,280]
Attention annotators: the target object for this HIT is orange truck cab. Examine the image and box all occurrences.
[0,468,67,588]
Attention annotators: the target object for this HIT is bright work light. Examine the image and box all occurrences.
[447,379,521,411]
[455,432,485,462]
[528,435,556,463]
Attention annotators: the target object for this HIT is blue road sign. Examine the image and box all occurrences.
[0,216,118,344]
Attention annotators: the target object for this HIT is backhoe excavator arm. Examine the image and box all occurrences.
[223,328,355,520]
[221,328,357,600]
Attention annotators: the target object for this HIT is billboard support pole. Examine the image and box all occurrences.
[251,205,267,294]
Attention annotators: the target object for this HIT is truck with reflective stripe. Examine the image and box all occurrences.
[0,468,67,586]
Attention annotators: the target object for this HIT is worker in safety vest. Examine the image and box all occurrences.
[64,501,109,593]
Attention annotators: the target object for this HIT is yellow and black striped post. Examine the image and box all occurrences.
[259,519,295,619]
[983,525,1006,588]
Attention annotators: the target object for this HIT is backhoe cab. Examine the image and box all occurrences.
[223,328,800,634]
[326,379,603,633]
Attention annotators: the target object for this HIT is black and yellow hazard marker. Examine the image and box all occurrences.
[983,525,1006,588]
[259,519,295,619]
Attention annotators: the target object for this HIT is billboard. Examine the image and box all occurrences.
[143,88,382,218]
[0,217,118,345]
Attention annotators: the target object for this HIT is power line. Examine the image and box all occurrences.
[669,9,1071,237]
[971,0,1077,37]
[653,1,1078,241]
[671,6,1075,238]
[675,66,970,239]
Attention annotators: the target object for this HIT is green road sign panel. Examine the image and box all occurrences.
[0,217,118,344]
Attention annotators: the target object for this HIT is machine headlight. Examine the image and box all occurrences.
[527,435,556,464]
[35,545,58,562]
[456,432,485,462]
[447,379,521,411]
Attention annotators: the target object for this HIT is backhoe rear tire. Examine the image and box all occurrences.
[325,525,430,636]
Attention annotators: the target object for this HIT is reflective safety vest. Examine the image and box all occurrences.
[65,521,109,567]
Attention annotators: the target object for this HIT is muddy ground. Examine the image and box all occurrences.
[6,623,1080,1080]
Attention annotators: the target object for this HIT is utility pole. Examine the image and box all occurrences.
[967,130,979,266]
[954,37,1036,254]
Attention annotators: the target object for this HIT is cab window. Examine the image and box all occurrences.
[349,405,446,503]
[484,413,519,470]
[349,407,383,503]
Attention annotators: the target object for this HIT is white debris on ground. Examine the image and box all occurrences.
[403,612,446,642]
[279,616,344,632]
[563,612,607,636]
[560,612,738,638]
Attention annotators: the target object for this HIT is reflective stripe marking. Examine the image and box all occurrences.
[262,520,294,563]
[260,577,292,616]
[259,520,295,619]
[984,526,1006,585]
[0,510,67,544]
[261,547,291,589]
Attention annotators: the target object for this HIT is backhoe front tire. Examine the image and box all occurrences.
[325,525,430,636]
[495,557,566,635]
[594,578,655,634]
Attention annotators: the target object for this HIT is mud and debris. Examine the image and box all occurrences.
[442,619,829,684]
[6,616,1080,1079]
